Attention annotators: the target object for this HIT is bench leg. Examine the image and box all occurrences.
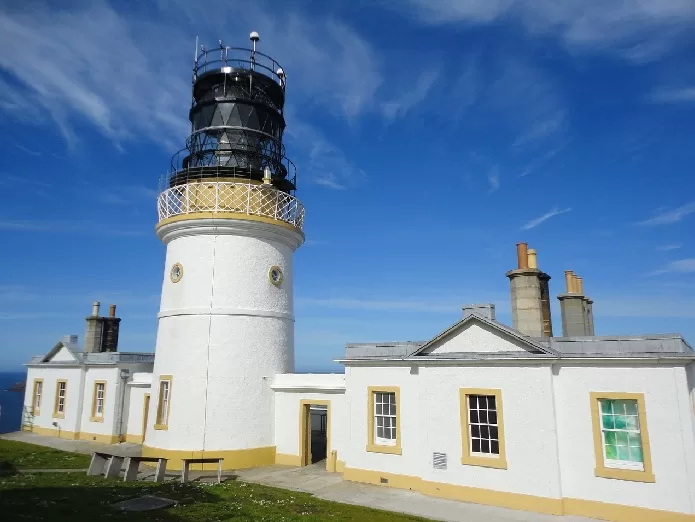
[105,456,124,479]
[123,458,139,482]
[217,459,222,484]
[154,459,167,482]
[181,462,190,484]
[87,453,108,476]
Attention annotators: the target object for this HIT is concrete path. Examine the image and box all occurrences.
[0,431,141,457]
[236,463,601,522]
[3,432,600,522]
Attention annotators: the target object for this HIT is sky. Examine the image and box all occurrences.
[1,0,695,372]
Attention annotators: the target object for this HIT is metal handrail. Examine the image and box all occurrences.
[194,46,285,86]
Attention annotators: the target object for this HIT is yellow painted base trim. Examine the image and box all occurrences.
[78,432,120,444]
[29,425,80,440]
[124,434,144,444]
[142,445,276,471]
[336,459,346,473]
[343,466,695,522]
[156,212,303,235]
[275,453,302,466]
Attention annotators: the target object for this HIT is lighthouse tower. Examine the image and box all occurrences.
[143,33,304,469]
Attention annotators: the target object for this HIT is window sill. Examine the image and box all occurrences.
[89,416,104,423]
[52,413,65,419]
[461,455,508,469]
[595,466,655,483]
[153,423,169,431]
[366,443,402,455]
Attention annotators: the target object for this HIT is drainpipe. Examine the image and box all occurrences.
[116,369,130,443]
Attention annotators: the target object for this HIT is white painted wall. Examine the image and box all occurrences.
[343,363,563,499]
[125,384,151,440]
[51,346,77,362]
[23,366,85,435]
[80,367,120,437]
[146,219,303,452]
[273,390,346,459]
[422,322,530,354]
[554,364,695,514]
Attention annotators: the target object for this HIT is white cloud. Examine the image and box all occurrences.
[521,206,572,230]
[657,243,683,251]
[649,258,695,275]
[381,70,439,121]
[401,0,695,61]
[487,165,500,193]
[637,202,695,226]
[0,219,145,236]
[650,87,695,103]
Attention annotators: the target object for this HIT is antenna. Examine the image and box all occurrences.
[250,31,259,71]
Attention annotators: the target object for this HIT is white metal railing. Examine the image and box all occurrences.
[157,181,305,230]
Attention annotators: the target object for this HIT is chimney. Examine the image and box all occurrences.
[558,271,594,336]
[83,301,104,353]
[101,304,121,352]
[462,304,496,321]
[506,243,553,337]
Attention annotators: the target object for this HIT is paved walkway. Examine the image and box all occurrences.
[0,431,141,457]
[2,432,600,522]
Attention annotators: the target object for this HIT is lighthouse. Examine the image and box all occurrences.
[143,33,305,469]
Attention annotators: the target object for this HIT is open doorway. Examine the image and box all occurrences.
[300,400,330,467]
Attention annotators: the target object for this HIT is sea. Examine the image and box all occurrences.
[0,372,26,434]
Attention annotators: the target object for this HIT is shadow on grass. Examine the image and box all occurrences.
[0,471,222,522]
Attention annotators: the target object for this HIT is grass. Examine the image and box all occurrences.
[0,441,431,521]
[0,440,92,471]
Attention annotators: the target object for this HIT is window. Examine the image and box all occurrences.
[460,388,507,469]
[90,381,106,422]
[366,386,401,455]
[53,380,67,418]
[590,392,654,482]
[154,375,173,430]
[32,379,43,415]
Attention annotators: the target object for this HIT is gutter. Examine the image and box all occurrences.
[335,355,695,366]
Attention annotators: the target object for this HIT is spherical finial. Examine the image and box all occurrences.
[276,67,284,77]
[250,31,260,42]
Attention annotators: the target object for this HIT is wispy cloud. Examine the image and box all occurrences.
[648,258,695,276]
[518,140,569,177]
[657,243,683,251]
[15,144,42,156]
[0,219,145,236]
[521,207,572,230]
[649,87,695,103]
[487,165,500,194]
[401,0,695,61]
[0,175,51,188]
[637,202,695,226]
[381,69,439,121]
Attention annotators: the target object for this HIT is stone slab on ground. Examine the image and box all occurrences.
[111,495,177,512]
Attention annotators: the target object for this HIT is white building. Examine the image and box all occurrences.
[20,35,695,522]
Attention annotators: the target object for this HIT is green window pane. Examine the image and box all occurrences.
[605,444,618,460]
[628,433,642,448]
[602,415,615,429]
[630,446,644,463]
[612,400,630,414]
[616,432,629,446]
[614,416,627,430]
[624,400,638,415]
[600,400,612,414]
[624,415,639,430]
[617,446,630,460]
[604,431,617,445]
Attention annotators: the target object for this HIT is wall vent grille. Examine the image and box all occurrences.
[433,452,447,470]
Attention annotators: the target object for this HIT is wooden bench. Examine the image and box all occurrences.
[123,456,168,482]
[180,458,224,484]
[87,451,126,479]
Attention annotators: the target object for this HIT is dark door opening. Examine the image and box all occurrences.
[301,403,328,465]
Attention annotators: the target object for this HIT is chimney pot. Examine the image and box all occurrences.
[91,301,100,317]
[564,271,573,293]
[527,248,538,269]
[576,277,584,295]
[109,304,117,317]
[516,243,529,269]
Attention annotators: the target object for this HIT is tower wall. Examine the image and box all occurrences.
[144,218,302,468]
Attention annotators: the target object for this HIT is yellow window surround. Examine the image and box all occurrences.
[154,375,173,431]
[366,386,402,455]
[460,388,508,469]
[89,381,107,423]
[31,378,44,416]
[53,380,67,419]
[589,391,655,483]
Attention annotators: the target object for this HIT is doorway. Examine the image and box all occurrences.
[300,400,330,467]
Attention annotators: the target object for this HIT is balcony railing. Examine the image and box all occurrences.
[157,181,305,231]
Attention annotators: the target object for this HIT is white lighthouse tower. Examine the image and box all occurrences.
[143,33,305,469]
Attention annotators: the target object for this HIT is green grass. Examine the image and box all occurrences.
[0,440,92,471]
[0,441,430,521]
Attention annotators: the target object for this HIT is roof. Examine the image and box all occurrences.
[542,334,693,355]
[28,346,155,366]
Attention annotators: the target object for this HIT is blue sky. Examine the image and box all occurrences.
[1,0,695,372]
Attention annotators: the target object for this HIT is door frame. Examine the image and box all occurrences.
[141,393,151,443]
[299,399,331,469]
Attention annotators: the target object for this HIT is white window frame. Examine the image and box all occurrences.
[599,398,644,471]
[33,380,43,413]
[157,379,171,426]
[57,381,66,413]
[95,383,105,416]
[373,391,397,446]
[467,393,500,459]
